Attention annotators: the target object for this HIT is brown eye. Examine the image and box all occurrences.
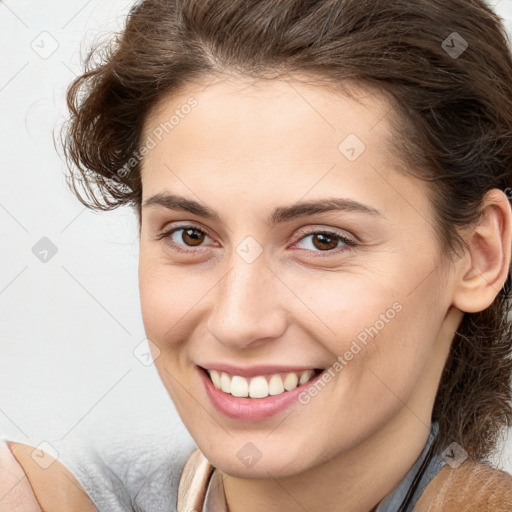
[293,228,357,256]
[157,225,214,253]
[311,233,339,251]
[181,228,206,247]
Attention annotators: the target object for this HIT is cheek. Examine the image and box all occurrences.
[294,274,402,352]
[311,270,445,390]
[138,257,201,342]
[313,251,446,355]
[342,290,446,418]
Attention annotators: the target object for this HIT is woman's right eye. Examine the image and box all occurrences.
[157,225,214,253]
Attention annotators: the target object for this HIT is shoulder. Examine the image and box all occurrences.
[414,459,512,512]
[0,439,97,512]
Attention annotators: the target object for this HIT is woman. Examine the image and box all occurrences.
[2,0,512,510]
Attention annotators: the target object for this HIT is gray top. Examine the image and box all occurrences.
[375,421,445,511]
[1,422,444,512]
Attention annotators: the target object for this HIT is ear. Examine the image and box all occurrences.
[452,189,512,313]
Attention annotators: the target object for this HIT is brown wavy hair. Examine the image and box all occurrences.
[61,0,512,463]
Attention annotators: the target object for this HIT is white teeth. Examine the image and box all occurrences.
[249,376,268,398]
[210,370,221,389]
[231,375,249,397]
[207,369,319,398]
[268,375,284,395]
[220,372,231,393]
[299,369,315,385]
[283,372,298,390]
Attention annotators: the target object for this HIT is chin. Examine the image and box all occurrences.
[199,441,315,479]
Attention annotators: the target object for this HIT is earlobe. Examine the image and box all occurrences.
[452,189,512,314]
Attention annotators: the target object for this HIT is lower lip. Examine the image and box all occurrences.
[198,367,324,422]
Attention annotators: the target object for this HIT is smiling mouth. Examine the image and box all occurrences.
[200,367,324,399]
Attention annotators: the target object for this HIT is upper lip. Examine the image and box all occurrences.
[199,363,323,378]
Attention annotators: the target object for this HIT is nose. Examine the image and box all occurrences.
[206,254,288,349]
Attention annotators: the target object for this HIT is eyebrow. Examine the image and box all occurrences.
[142,193,384,225]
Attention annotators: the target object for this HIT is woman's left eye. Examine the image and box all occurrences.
[292,230,357,254]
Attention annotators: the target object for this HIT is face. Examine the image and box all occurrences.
[138,75,460,478]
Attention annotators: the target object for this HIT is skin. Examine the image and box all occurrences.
[0,441,97,511]
[137,74,512,512]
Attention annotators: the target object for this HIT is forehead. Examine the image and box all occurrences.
[138,74,433,230]
[142,74,394,163]
[140,75,397,180]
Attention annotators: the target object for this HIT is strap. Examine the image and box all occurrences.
[396,439,436,511]
[177,449,214,512]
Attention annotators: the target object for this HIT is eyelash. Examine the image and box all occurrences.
[156,223,358,257]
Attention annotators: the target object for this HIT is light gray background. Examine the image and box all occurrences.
[1,0,512,472]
